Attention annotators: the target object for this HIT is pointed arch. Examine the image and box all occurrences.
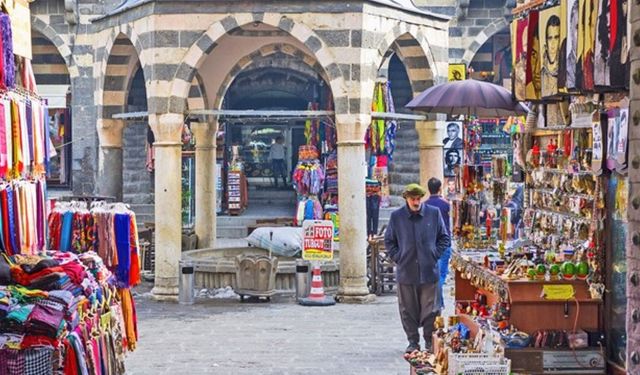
[168,15,345,114]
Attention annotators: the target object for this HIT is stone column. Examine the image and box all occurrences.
[415,121,446,188]
[149,113,184,301]
[336,114,375,303]
[627,2,640,369]
[96,119,124,201]
[190,121,218,249]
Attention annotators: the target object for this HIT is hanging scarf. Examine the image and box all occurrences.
[0,14,14,89]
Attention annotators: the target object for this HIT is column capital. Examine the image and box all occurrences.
[190,121,218,148]
[97,118,125,148]
[415,120,447,149]
[335,113,371,142]
[149,113,184,144]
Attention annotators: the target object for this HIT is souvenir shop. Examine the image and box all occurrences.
[0,3,140,374]
[217,80,399,239]
[407,1,630,374]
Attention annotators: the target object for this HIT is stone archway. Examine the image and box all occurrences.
[461,17,510,64]
[168,15,344,115]
[96,33,143,201]
[30,15,79,79]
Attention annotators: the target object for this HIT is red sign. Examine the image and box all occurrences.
[302,220,334,261]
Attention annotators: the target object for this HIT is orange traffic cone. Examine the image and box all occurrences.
[299,265,336,306]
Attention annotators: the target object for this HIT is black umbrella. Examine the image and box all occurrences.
[405,79,529,117]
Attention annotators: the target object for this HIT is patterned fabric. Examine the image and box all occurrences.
[24,347,53,375]
[6,349,25,375]
[0,14,14,89]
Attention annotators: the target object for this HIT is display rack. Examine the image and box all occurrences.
[227,169,247,215]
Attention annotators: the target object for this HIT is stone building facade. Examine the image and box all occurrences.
[31,0,455,301]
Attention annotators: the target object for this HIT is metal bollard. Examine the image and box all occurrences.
[295,259,311,300]
[179,260,195,305]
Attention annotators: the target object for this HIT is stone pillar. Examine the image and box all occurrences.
[415,121,446,188]
[627,2,640,368]
[335,114,375,303]
[149,113,184,301]
[190,121,218,249]
[96,119,124,201]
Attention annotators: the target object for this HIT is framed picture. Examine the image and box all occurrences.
[443,148,462,177]
[448,63,466,81]
[442,121,463,149]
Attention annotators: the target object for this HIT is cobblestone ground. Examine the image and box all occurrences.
[125,279,455,375]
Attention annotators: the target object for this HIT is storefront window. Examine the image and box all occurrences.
[235,126,286,182]
[47,108,72,188]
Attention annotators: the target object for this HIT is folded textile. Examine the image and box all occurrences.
[20,258,59,275]
[25,302,64,339]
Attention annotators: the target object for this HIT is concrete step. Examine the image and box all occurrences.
[217,225,249,238]
[216,216,258,227]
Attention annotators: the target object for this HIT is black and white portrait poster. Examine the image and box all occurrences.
[443,121,463,177]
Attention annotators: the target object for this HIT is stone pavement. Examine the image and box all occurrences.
[125,279,455,375]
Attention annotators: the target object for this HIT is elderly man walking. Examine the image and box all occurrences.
[385,183,450,353]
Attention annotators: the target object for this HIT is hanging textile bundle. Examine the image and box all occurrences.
[383,80,398,160]
[0,13,14,89]
[48,201,142,289]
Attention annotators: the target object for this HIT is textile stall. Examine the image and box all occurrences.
[0,250,137,374]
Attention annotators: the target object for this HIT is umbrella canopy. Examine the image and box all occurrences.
[405,79,529,117]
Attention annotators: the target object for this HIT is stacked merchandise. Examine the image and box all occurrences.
[322,150,338,206]
[47,202,141,289]
[292,146,324,226]
[365,81,397,208]
[0,178,47,256]
[0,250,137,374]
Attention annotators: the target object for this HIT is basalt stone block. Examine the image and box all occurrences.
[316,30,350,47]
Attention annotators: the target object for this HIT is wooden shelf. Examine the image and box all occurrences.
[455,263,602,334]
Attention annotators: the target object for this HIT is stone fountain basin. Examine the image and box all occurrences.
[182,247,341,295]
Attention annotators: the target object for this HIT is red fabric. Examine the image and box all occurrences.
[60,261,88,284]
[63,339,78,375]
[610,0,618,54]
[1,189,11,255]
[20,335,58,349]
[10,265,64,286]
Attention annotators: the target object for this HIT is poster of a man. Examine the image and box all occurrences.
[443,122,463,149]
[444,149,461,177]
[513,18,528,100]
[540,8,562,98]
[525,10,541,100]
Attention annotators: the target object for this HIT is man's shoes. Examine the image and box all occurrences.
[405,342,420,353]
[423,339,433,353]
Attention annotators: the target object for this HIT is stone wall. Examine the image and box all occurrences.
[417,0,511,63]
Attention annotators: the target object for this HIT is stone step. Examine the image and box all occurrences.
[217,225,249,239]
[389,164,420,174]
[216,216,258,227]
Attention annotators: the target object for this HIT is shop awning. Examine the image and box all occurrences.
[112,110,427,121]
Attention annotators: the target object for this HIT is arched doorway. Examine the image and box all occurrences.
[31,30,72,189]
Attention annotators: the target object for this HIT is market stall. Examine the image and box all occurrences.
[404,0,629,373]
[0,3,140,373]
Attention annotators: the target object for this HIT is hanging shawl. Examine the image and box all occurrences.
[304,102,313,145]
[372,82,385,153]
[0,14,14,89]
[383,81,397,159]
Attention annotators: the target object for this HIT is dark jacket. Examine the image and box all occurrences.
[424,195,450,235]
[384,204,450,285]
